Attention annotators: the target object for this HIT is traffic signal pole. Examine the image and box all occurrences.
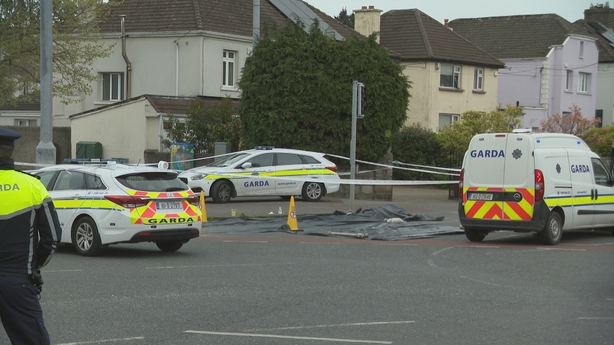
[350,80,364,211]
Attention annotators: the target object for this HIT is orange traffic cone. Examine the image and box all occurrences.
[286,196,299,231]
[200,191,207,222]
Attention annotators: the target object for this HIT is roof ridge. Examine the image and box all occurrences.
[192,0,204,30]
[415,10,433,58]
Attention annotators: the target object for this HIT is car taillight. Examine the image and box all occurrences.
[459,168,464,199]
[187,195,199,206]
[535,169,544,202]
[326,165,338,173]
[104,195,149,208]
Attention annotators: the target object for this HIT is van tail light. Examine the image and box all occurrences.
[458,168,464,200]
[326,165,338,173]
[187,195,200,206]
[534,169,544,202]
[104,195,149,208]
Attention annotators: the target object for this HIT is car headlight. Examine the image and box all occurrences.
[190,173,207,180]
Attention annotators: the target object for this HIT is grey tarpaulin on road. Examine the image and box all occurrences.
[202,204,463,241]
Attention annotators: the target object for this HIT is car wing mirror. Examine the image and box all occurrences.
[241,162,252,169]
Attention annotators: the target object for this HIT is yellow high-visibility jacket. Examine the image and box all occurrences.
[0,159,61,275]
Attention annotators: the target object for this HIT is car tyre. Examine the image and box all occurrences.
[464,227,486,242]
[302,182,324,202]
[156,240,184,252]
[72,217,103,256]
[211,180,232,203]
[540,211,563,245]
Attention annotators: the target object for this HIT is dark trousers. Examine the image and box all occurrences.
[0,275,50,345]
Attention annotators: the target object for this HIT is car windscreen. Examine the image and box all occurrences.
[115,172,188,192]
[206,153,250,167]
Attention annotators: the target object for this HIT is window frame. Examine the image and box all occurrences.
[473,68,484,91]
[578,72,590,93]
[440,64,462,89]
[565,70,573,91]
[579,41,584,59]
[222,50,236,88]
[101,72,124,101]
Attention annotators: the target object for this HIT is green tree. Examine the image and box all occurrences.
[391,124,445,180]
[335,8,354,28]
[0,0,114,105]
[439,106,523,160]
[582,126,614,157]
[239,20,410,162]
[162,97,240,154]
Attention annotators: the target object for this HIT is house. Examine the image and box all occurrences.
[574,3,614,126]
[449,14,599,130]
[50,0,365,161]
[353,7,505,130]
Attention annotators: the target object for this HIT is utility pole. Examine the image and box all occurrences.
[350,80,365,211]
[37,0,56,166]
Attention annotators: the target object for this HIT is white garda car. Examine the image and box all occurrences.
[178,147,341,203]
[33,162,202,256]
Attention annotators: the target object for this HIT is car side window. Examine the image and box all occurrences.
[85,174,106,190]
[36,171,57,190]
[592,158,609,186]
[54,171,86,190]
[245,153,273,168]
[276,153,302,166]
[298,154,320,164]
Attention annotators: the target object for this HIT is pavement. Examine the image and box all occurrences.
[201,185,461,228]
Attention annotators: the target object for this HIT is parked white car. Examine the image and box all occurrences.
[178,147,341,203]
[33,162,202,256]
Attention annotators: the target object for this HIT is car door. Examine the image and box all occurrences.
[274,153,310,195]
[233,152,275,196]
[48,170,88,241]
[590,156,614,227]
[568,149,595,228]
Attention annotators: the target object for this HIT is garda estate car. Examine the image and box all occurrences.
[33,162,202,256]
[178,147,341,203]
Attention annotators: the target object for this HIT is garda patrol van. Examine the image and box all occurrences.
[459,130,614,245]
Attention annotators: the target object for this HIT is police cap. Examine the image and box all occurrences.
[0,127,22,146]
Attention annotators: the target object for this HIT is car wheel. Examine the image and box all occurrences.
[211,180,232,203]
[464,227,486,242]
[302,182,324,202]
[72,217,103,256]
[156,240,184,252]
[540,211,563,245]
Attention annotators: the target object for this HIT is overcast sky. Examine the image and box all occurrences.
[305,0,594,24]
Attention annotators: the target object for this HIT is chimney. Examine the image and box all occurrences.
[584,3,614,29]
[353,5,383,43]
[444,19,449,27]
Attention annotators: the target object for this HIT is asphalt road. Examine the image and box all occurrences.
[3,187,614,345]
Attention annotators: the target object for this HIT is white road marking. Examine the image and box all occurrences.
[248,320,416,331]
[460,276,501,287]
[428,247,453,267]
[578,317,614,320]
[146,263,294,269]
[184,330,392,344]
[56,337,144,345]
[222,240,268,243]
[43,269,83,273]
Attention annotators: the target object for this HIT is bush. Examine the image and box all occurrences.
[390,124,446,180]
[582,126,614,157]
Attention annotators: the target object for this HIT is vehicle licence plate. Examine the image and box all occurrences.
[469,193,493,201]
[156,201,182,210]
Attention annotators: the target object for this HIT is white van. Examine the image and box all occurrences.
[459,131,614,245]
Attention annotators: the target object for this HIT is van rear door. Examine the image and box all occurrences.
[463,133,533,221]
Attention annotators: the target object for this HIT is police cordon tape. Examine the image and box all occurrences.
[14,152,460,186]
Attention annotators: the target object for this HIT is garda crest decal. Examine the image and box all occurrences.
[512,149,522,160]
[556,163,561,174]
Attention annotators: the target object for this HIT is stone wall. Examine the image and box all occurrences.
[6,126,71,170]
[334,151,393,201]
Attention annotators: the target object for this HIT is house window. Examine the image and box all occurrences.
[565,70,572,91]
[579,41,584,58]
[223,50,236,88]
[101,72,124,101]
[473,68,483,90]
[440,64,461,89]
[578,72,590,93]
[14,119,37,126]
[438,113,460,129]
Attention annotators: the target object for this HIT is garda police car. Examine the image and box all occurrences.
[33,162,202,256]
[459,130,614,245]
[178,147,341,203]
